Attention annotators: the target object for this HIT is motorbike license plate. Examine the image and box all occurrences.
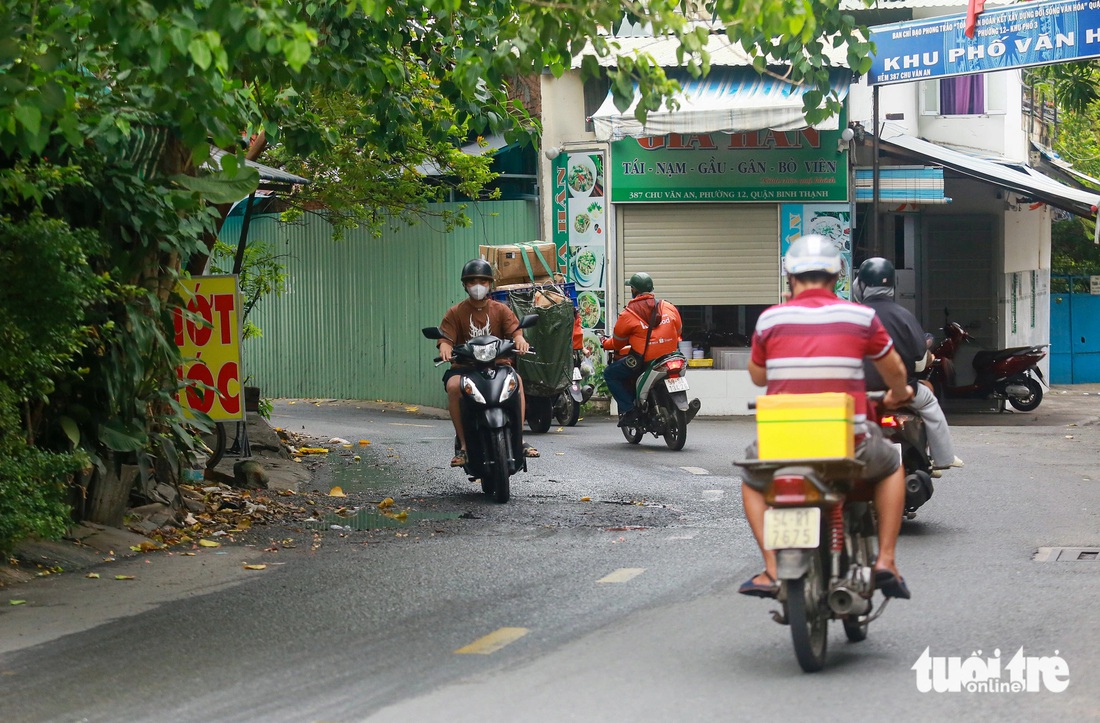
[763,508,821,550]
[573,367,583,381]
[665,377,689,392]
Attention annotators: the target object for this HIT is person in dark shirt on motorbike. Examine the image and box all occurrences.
[601,272,683,427]
[437,259,538,466]
[853,257,963,473]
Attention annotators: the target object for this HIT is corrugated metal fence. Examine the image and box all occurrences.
[220,201,540,406]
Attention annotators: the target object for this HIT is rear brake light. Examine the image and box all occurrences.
[879,415,898,428]
[764,474,822,505]
[665,359,685,375]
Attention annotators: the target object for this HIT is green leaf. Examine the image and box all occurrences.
[285,39,312,72]
[97,420,148,452]
[171,166,260,204]
[60,416,81,447]
[13,104,42,138]
[188,37,212,70]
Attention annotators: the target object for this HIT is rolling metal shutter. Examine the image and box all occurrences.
[619,204,779,305]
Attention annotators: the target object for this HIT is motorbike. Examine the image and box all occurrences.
[553,351,595,427]
[927,319,1047,412]
[877,404,935,520]
[613,348,702,451]
[735,392,893,673]
[421,314,538,503]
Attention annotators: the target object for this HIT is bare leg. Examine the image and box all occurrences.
[741,482,777,583]
[446,375,466,451]
[872,466,905,576]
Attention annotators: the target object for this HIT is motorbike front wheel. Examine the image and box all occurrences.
[787,549,830,672]
[526,396,554,433]
[1008,377,1043,412]
[486,429,510,503]
[621,417,644,444]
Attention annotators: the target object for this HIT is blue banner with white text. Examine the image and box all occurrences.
[868,0,1100,85]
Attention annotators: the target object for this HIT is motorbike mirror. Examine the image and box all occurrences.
[421,327,444,340]
[518,314,539,329]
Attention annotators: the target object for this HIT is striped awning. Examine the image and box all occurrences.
[855,166,951,204]
[590,70,852,142]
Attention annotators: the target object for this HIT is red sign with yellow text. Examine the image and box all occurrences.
[174,275,245,421]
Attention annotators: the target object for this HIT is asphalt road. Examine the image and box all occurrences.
[3,389,1100,722]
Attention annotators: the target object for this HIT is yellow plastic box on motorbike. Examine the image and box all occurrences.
[755,393,854,460]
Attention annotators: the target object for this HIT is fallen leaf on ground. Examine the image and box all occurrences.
[181,552,196,556]
[328,486,347,497]
[114,575,135,580]
[243,564,267,570]
[359,439,371,445]
[378,497,394,509]
[86,573,100,579]
[198,539,221,548]
[9,600,26,605]
[297,447,329,455]
[405,406,419,412]
[580,496,591,502]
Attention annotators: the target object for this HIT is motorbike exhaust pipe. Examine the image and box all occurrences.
[905,470,934,511]
[828,585,871,616]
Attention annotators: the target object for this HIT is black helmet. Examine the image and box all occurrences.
[856,257,896,288]
[628,272,654,293]
[461,258,493,282]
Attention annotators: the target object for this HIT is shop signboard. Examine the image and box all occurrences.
[173,275,245,421]
[869,0,1100,86]
[780,204,853,300]
[552,151,608,353]
[609,130,848,203]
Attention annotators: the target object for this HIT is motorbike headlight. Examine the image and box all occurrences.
[499,374,518,402]
[472,341,499,363]
[461,377,487,404]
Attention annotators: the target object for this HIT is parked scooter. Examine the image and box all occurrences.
[615,349,702,450]
[927,319,1047,412]
[553,351,594,427]
[735,392,894,673]
[421,314,538,503]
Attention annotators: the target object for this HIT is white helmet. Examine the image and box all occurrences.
[784,234,843,275]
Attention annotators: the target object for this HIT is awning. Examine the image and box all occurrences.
[855,166,950,204]
[876,128,1100,218]
[590,70,852,142]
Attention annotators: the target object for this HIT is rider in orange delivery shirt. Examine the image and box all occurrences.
[601,272,682,426]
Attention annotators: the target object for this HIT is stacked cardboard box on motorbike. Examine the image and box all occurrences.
[480,241,560,287]
[755,393,855,460]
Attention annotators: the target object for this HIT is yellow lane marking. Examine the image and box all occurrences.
[597,567,646,584]
[454,627,530,655]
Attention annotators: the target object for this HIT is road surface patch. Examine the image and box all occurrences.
[597,567,646,584]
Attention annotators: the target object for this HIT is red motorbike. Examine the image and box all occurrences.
[927,321,1047,412]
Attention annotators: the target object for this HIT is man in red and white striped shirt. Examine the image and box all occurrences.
[739,235,915,601]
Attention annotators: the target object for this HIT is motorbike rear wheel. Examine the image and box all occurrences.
[487,429,510,503]
[843,505,877,642]
[553,392,580,427]
[787,549,830,672]
[663,407,688,451]
[1008,377,1043,412]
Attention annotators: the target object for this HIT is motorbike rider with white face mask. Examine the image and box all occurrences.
[437,259,537,467]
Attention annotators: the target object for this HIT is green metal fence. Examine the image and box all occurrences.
[219,201,540,406]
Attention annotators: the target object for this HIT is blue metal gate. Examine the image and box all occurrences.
[1050,276,1100,383]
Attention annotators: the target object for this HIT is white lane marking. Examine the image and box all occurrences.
[454,627,530,654]
[701,489,725,501]
[666,534,695,540]
[681,466,709,475]
[389,423,434,428]
[597,567,646,584]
